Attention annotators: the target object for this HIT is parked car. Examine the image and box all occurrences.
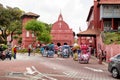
[108,54,120,78]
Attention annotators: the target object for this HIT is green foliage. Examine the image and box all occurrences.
[44,23,52,33]
[18,37,22,44]
[13,35,18,39]
[104,32,120,44]
[0,4,23,44]
[34,48,40,53]
[25,19,45,35]
[1,44,8,50]
[38,31,52,43]
[17,48,28,53]
[25,19,52,44]
[17,48,40,53]
[13,28,22,35]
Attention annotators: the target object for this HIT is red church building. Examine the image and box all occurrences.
[11,12,74,48]
[51,13,74,46]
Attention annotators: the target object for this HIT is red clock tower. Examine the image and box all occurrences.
[21,12,39,48]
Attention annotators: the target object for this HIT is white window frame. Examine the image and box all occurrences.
[26,31,29,37]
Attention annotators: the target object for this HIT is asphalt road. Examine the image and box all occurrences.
[0,53,119,80]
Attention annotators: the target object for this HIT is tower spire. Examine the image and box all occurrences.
[79,26,81,32]
[58,10,63,21]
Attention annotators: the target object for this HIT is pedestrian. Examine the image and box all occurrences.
[13,46,17,59]
[73,49,78,61]
[9,48,12,60]
[54,45,58,54]
[98,49,102,64]
[57,46,62,57]
[77,48,81,55]
[102,50,106,62]
[40,46,44,56]
[28,47,31,56]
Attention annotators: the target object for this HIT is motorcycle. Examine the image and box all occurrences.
[0,51,6,60]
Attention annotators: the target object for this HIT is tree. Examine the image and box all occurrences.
[38,30,52,44]
[0,4,23,44]
[44,23,52,33]
[25,19,45,36]
[25,19,52,44]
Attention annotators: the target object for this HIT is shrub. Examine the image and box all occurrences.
[17,48,28,53]
[104,32,120,44]
[17,48,40,54]
[1,44,8,50]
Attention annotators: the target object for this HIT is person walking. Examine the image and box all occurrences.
[73,49,78,61]
[98,49,102,64]
[57,45,62,57]
[28,47,31,56]
[13,46,17,59]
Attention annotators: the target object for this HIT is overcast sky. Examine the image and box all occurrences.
[0,0,93,34]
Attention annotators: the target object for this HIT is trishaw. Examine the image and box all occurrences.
[78,50,90,64]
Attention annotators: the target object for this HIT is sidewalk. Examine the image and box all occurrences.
[91,55,108,67]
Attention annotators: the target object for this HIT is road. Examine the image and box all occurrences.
[0,53,119,80]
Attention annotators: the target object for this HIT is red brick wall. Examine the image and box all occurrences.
[105,44,120,62]
[97,35,120,62]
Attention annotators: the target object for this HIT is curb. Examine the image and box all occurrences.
[91,56,108,67]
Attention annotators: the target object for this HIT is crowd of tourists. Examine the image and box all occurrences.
[40,42,72,58]
[40,42,107,64]
[0,42,106,63]
[0,45,17,60]
[40,42,91,63]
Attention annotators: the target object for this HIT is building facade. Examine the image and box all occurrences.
[78,0,120,61]
[10,12,40,48]
[21,12,40,48]
[51,13,74,46]
[94,0,120,31]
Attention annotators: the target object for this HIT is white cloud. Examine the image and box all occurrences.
[0,0,93,34]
